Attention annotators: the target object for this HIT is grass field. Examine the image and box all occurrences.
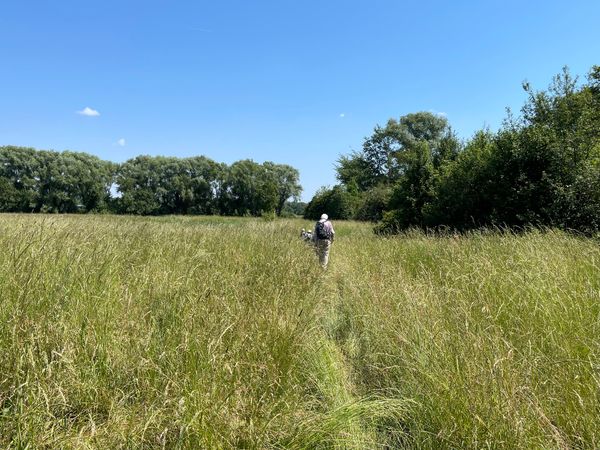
[0,214,599,448]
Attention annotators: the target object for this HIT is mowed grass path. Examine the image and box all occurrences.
[0,215,598,448]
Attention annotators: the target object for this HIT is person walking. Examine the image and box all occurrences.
[313,213,335,267]
[300,228,313,242]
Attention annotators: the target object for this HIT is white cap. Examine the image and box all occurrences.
[320,213,328,221]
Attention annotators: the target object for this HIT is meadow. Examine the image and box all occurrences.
[0,214,598,448]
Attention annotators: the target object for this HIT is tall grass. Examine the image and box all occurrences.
[0,215,598,448]
[330,227,600,448]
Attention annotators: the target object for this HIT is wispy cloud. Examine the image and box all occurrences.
[117,138,126,147]
[77,107,100,117]
[339,113,345,118]
[429,109,447,117]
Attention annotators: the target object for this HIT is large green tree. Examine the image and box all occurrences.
[116,155,226,215]
[425,66,600,232]
[0,146,40,212]
[221,160,279,216]
[116,156,167,215]
[0,147,113,213]
[357,112,459,185]
[263,162,302,216]
[186,157,226,215]
[36,151,114,213]
[330,112,460,229]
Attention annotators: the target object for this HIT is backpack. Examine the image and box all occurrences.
[315,221,331,240]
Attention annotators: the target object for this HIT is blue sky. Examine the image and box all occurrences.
[1,1,599,201]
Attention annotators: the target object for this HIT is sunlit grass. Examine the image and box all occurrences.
[331,228,600,448]
[0,215,598,448]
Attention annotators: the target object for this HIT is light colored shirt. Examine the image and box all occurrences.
[314,219,335,241]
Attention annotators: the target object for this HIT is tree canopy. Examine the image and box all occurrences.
[0,148,302,217]
[309,65,600,234]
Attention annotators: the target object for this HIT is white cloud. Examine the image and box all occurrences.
[117,138,126,147]
[429,109,447,117]
[339,113,345,118]
[77,107,100,117]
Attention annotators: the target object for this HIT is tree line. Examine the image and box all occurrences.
[0,148,301,216]
[305,66,600,234]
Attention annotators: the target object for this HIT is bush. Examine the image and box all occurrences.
[281,200,307,217]
[380,66,600,234]
[353,185,392,222]
[304,185,357,220]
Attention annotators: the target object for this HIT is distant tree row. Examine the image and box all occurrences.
[305,66,600,234]
[0,148,301,216]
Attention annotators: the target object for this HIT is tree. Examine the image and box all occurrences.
[222,160,278,216]
[376,141,436,232]
[353,184,392,222]
[358,112,457,185]
[336,151,379,191]
[281,200,307,217]
[0,147,303,217]
[334,112,460,226]
[116,155,225,215]
[424,66,600,232]
[0,146,40,212]
[36,151,114,213]
[0,146,114,213]
[263,162,302,216]
[426,130,497,228]
[304,185,356,220]
[0,176,19,211]
[116,156,164,215]
[187,157,225,215]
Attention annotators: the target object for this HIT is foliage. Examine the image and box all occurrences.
[326,111,460,227]
[353,184,392,222]
[331,65,600,234]
[281,200,307,217]
[335,112,459,194]
[336,151,378,192]
[221,159,278,216]
[376,141,437,233]
[422,130,497,228]
[0,148,302,217]
[303,185,357,220]
[424,66,600,232]
[0,146,114,213]
[263,162,302,216]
